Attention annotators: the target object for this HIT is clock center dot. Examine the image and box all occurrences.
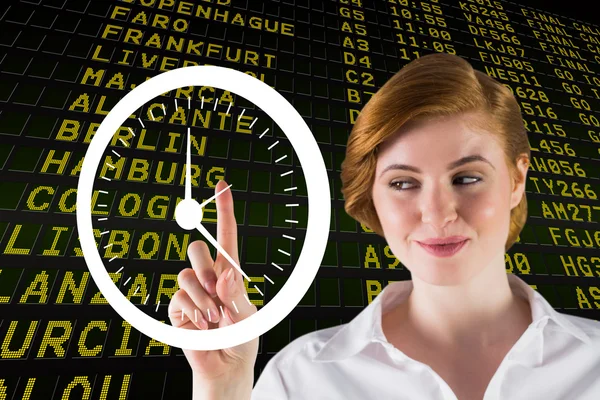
[175,199,203,230]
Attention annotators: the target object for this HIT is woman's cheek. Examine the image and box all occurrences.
[379,196,410,236]
[470,195,502,224]
[385,197,411,224]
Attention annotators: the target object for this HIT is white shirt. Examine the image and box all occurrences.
[251,273,600,400]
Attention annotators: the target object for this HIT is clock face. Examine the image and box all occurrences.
[76,66,331,351]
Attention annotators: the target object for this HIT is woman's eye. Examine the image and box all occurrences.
[388,176,481,191]
[388,181,415,190]
[456,176,481,185]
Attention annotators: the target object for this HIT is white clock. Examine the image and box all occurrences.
[75,66,330,351]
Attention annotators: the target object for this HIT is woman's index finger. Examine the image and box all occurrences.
[214,179,239,269]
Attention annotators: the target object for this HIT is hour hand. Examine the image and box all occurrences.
[185,127,192,201]
[194,221,251,282]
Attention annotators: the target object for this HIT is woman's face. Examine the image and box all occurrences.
[372,113,527,286]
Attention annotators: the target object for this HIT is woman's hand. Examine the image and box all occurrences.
[168,180,259,397]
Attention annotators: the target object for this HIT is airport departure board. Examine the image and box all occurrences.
[0,0,599,398]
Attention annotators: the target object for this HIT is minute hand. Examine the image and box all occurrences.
[198,183,232,209]
[194,221,251,282]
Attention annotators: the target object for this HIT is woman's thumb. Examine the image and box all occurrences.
[221,305,235,327]
[217,267,254,325]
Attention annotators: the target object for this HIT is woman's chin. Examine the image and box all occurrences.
[410,263,472,287]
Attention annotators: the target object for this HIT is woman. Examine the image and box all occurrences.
[170,53,600,400]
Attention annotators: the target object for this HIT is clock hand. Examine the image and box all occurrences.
[185,127,191,201]
[199,182,233,209]
[184,125,231,209]
[195,221,251,282]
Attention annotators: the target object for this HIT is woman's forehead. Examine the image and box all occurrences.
[378,117,494,158]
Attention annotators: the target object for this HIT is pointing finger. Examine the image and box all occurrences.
[215,179,239,273]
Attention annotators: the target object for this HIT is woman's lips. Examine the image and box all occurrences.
[417,239,469,258]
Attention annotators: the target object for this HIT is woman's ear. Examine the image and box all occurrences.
[510,154,529,210]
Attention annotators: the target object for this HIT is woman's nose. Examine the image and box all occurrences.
[420,183,458,228]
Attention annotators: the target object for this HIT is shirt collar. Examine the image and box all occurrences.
[312,273,591,363]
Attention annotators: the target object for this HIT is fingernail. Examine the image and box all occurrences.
[209,307,220,323]
[226,268,235,289]
[199,315,208,330]
[204,279,217,297]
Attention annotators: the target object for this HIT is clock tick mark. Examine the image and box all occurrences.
[267,140,279,150]
[101,176,111,181]
[109,256,118,262]
[271,262,283,271]
[201,96,204,109]
[188,96,191,110]
[116,266,124,274]
[226,101,233,115]
[111,150,121,158]
[161,103,166,115]
[124,276,132,285]
[104,243,114,249]
[275,154,287,163]
[238,108,246,121]
[284,219,298,224]
[144,294,150,305]
[174,98,178,110]
[283,186,297,192]
[149,109,155,121]
[106,163,115,170]
[137,117,145,128]
[282,234,296,240]
[133,286,140,295]
[128,127,136,137]
[213,98,218,111]
[100,230,109,236]
[254,285,264,297]
[243,294,252,306]
[155,301,160,312]
[264,274,274,284]
[285,203,298,207]
[99,190,108,194]
[278,249,291,257]
[232,300,239,313]
[98,217,108,221]
[249,117,257,129]
[280,170,293,177]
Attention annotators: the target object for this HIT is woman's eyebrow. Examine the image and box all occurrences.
[378,154,495,178]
